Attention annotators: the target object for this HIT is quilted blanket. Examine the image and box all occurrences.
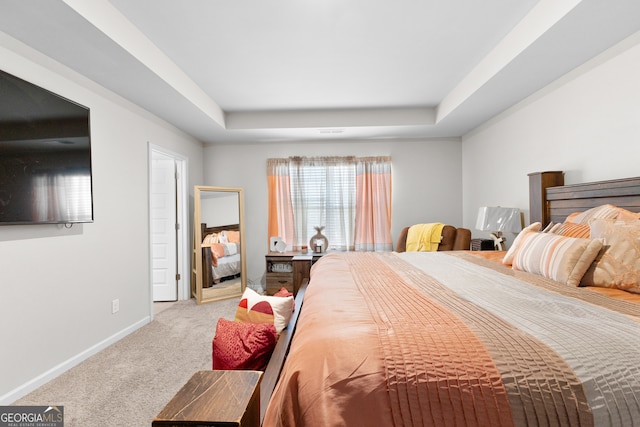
[264,252,640,427]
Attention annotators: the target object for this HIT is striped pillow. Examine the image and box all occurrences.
[550,222,590,239]
[502,222,541,265]
[566,204,620,224]
[566,204,640,224]
[512,232,603,286]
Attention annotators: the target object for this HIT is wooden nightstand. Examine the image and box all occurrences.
[265,251,326,295]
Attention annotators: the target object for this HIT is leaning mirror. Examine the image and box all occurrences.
[193,186,246,304]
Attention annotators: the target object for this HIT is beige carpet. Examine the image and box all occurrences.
[14,297,239,427]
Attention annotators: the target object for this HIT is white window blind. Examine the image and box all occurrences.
[289,157,356,250]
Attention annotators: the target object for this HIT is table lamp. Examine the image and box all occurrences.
[475,206,522,251]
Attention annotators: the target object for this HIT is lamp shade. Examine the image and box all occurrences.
[476,207,522,233]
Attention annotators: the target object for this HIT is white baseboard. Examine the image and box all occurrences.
[0,316,151,405]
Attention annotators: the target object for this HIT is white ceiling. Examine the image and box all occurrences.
[1,0,640,145]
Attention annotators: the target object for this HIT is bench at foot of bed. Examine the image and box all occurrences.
[152,370,262,427]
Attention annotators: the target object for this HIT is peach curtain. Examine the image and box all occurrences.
[267,156,392,251]
[267,159,295,248]
[354,157,393,251]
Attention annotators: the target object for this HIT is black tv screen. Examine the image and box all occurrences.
[0,69,93,225]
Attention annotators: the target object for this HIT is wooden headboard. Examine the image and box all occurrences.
[201,223,240,237]
[544,176,640,224]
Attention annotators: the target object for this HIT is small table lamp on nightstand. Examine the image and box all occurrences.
[475,206,522,251]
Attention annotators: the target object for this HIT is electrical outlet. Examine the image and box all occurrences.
[111,299,120,314]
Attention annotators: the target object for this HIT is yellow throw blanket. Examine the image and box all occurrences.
[405,223,445,252]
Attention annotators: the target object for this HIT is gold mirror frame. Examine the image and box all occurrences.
[193,185,246,304]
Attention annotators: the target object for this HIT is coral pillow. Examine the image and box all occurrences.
[549,222,590,239]
[581,219,640,292]
[227,230,241,243]
[212,318,277,371]
[274,287,293,297]
[235,288,294,333]
[511,232,603,286]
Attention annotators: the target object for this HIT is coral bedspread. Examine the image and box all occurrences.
[263,252,640,427]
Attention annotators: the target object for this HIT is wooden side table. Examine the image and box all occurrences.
[153,370,262,427]
[292,255,312,294]
[265,251,326,295]
[471,238,496,251]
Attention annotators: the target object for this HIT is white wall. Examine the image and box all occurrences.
[462,31,640,245]
[0,34,204,402]
[201,193,240,226]
[203,139,463,289]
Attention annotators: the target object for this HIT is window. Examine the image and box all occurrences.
[267,156,392,251]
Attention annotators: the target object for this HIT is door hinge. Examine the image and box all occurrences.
[176,273,181,281]
[175,223,180,230]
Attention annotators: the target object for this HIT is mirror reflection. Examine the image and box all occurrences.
[193,186,246,304]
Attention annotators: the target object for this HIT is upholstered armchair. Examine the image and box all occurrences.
[396,224,471,252]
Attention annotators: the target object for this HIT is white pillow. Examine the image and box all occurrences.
[234,288,294,333]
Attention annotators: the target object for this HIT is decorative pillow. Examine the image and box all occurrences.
[274,287,293,298]
[565,204,620,224]
[541,222,556,233]
[217,231,229,244]
[511,232,603,286]
[546,223,561,233]
[202,233,218,244]
[549,222,590,239]
[565,204,640,224]
[502,222,542,265]
[616,208,640,222]
[212,318,277,371]
[209,243,225,259]
[274,287,295,312]
[227,230,241,243]
[581,219,640,292]
[235,288,294,333]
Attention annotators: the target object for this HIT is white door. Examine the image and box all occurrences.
[151,150,178,301]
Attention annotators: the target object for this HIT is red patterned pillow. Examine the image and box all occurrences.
[212,318,277,371]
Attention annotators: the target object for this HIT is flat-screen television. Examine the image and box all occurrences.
[0,69,93,225]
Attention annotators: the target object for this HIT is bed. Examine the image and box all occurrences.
[200,223,242,288]
[258,175,640,427]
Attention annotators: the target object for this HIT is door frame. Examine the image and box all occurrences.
[148,144,190,315]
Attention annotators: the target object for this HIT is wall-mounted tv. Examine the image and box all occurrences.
[0,69,93,225]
